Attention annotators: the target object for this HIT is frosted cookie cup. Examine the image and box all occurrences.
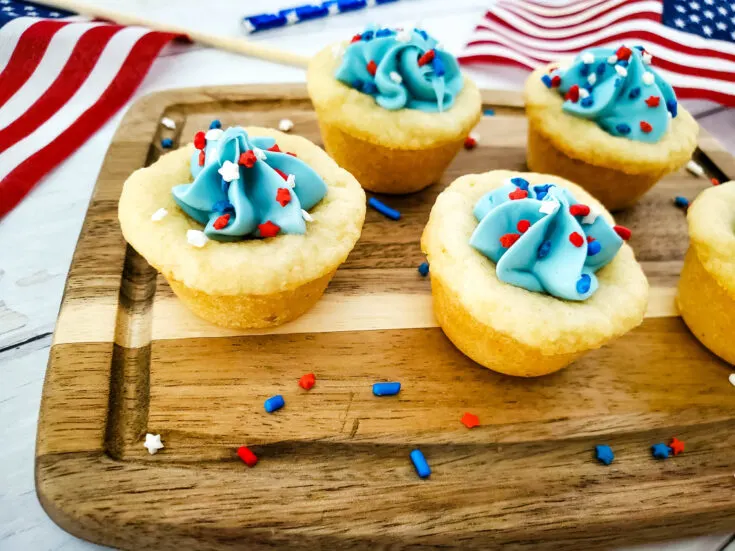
[677,181,735,365]
[119,125,365,329]
[307,26,482,194]
[524,46,698,211]
[421,170,648,377]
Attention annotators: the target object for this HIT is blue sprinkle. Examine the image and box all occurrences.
[614,77,623,88]
[581,97,594,108]
[415,28,428,40]
[373,382,401,396]
[212,200,234,213]
[418,262,429,277]
[541,74,553,88]
[628,86,641,99]
[616,123,631,135]
[634,45,645,50]
[483,108,495,116]
[576,274,591,294]
[533,184,551,200]
[651,442,671,460]
[362,82,378,94]
[580,65,590,77]
[618,59,629,67]
[362,30,374,41]
[537,240,552,259]
[667,100,678,118]
[369,197,401,220]
[595,445,615,465]
[432,55,445,77]
[587,240,602,256]
[674,196,689,209]
[161,137,173,148]
[264,395,285,413]
[596,62,606,75]
[410,449,431,479]
[584,83,595,92]
[510,177,529,190]
[220,178,229,194]
[209,119,221,129]
[375,28,393,37]
[352,78,364,91]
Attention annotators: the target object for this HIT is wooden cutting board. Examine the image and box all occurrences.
[36,84,735,551]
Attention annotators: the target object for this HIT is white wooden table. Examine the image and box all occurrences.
[1,1,734,549]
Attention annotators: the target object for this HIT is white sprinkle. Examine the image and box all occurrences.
[187,229,209,248]
[642,52,653,64]
[301,209,314,222]
[729,373,735,387]
[581,52,595,64]
[686,160,705,177]
[331,42,345,58]
[607,55,618,64]
[579,88,590,99]
[279,118,294,132]
[205,128,223,141]
[286,174,296,188]
[615,65,628,77]
[581,209,599,225]
[242,19,256,33]
[435,42,445,50]
[469,131,480,143]
[285,11,299,24]
[144,433,164,455]
[539,200,560,215]
[642,71,655,86]
[389,71,403,84]
[218,160,240,182]
[587,73,597,86]
[253,147,267,161]
[151,208,168,222]
[396,29,412,42]
[328,3,339,15]
[161,117,176,130]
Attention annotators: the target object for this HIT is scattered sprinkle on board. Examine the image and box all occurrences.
[368,197,400,220]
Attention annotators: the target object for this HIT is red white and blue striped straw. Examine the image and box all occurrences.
[242,0,400,34]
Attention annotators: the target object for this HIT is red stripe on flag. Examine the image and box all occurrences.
[0,31,178,218]
[0,25,122,154]
[0,20,68,109]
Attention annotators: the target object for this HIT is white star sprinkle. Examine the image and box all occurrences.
[689,13,700,22]
[205,128,223,141]
[286,174,296,188]
[285,11,298,24]
[615,65,628,77]
[642,71,655,85]
[144,433,164,455]
[689,1,700,9]
[187,229,209,248]
[579,88,590,99]
[729,373,735,386]
[328,3,339,15]
[395,29,412,42]
[581,210,599,225]
[642,52,653,64]
[675,4,686,12]
[279,118,294,132]
[218,160,240,182]
[301,209,314,222]
[389,71,402,84]
[253,147,267,161]
[607,55,618,64]
[704,9,714,17]
[581,52,594,64]
[674,17,686,27]
[587,73,597,85]
[717,21,728,29]
[703,24,713,35]
[539,200,560,215]
[151,208,168,222]
[161,117,176,130]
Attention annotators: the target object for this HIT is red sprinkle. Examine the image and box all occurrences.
[517,219,531,233]
[213,213,230,230]
[509,189,528,200]
[499,233,521,248]
[613,225,631,240]
[550,75,561,88]
[238,150,257,168]
[417,49,435,67]
[711,177,720,186]
[569,204,590,217]
[640,121,653,133]
[276,187,291,207]
[461,412,480,429]
[569,232,584,247]
[258,220,280,238]
[287,151,297,157]
[274,168,289,180]
[237,446,258,467]
[299,373,316,390]
[565,84,580,103]
[668,437,685,456]
[645,95,660,108]
[268,144,281,153]
[367,60,378,75]
[198,150,205,166]
[587,236,596,243]
[464,136,477,150]
[351,34,361,43]
[193,131,206,150]
[616,46,632,61]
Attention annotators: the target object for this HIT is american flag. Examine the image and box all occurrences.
[0,0,180,218]
[459,0,735,106]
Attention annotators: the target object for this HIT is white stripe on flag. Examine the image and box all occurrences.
[498,0,659,30]
[0,16,40,74]
[501,0,614,17]
[0,26,150,180]
[0,22,103,130]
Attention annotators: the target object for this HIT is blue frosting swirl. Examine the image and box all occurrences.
[469,177,625,301]
[335,26,463,112]
[172,127,327,241]
[541,45,678,143]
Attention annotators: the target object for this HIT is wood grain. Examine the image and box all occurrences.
[36,84,735,551]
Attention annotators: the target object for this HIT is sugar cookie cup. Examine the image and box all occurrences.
[421,170,649,377]
[118,126,366,329]
[524,51,698,211]
[307,29,482,195]
[677,181,735,365]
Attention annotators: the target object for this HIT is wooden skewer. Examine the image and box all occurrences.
[34,0,310,68]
